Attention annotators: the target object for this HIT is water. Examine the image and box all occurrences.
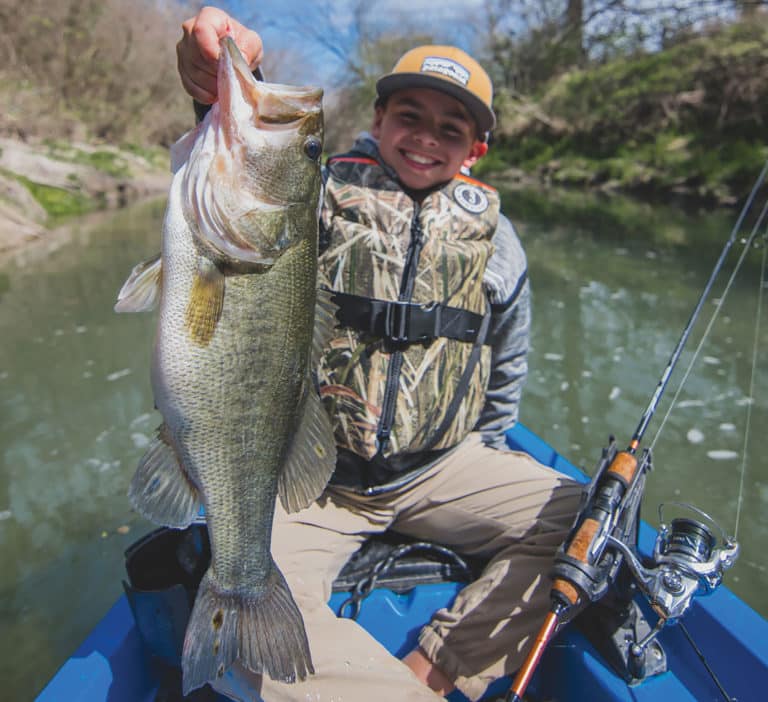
[1,193,766,700]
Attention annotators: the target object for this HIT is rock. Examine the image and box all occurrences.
[0,173,47,252]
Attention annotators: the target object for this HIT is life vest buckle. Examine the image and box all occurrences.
[384,300,440,343]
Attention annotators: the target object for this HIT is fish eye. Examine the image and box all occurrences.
[303,136,322,161]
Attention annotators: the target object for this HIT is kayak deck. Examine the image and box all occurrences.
[35,424,768,701]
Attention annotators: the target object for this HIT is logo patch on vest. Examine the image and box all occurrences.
[454,183,489,214]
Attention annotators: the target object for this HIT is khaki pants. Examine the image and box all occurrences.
[218,433,582,702]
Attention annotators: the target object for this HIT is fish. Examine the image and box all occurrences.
[115,36,336,694]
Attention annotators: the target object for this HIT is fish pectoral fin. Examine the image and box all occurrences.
[278,381,337,513]
[185,258,225,346]
[128,423,201,528]
[312,286,338,369]
[181,564,313,695]
[114,254,162,313]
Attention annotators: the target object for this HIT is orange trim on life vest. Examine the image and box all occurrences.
[456,172,497,192]
[329,156,378,165]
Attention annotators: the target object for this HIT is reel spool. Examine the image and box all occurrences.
[652,502,740,604]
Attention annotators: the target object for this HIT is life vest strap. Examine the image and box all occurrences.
[330,290,485,344]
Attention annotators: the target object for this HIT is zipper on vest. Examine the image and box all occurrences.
[376,205,424,454]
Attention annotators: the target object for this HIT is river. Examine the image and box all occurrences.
[1,192,766,700]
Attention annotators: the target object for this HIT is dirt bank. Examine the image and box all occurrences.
[0,137,170,256]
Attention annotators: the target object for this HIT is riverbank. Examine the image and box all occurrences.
[0,137,170,256]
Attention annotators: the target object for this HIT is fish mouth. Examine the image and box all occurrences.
[220,37,322,129]
[187,38,322,268]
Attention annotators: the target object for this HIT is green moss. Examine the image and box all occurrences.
[14,175,96,218]
[82,151,129,177]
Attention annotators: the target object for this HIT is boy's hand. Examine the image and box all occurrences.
[177,6,264,104]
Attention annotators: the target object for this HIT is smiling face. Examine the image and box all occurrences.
[371,87,487,192]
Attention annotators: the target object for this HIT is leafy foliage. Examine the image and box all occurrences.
[490,18,768,202]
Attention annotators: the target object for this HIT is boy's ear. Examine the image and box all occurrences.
[371,105,385,139]
[463,140,488,170]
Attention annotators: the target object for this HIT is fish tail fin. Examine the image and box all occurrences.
[128,423,201,528]
[181,564,313,695]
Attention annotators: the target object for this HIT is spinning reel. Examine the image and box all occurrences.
[606,502,739,676]
[620,503,738,618]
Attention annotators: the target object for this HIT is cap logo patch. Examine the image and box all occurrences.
[421,57,470,86]
[454,183,489,214]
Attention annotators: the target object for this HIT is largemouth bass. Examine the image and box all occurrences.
[115,37,335,694]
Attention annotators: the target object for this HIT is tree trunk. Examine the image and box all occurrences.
[736,0,761,17]
[566,0,585,61]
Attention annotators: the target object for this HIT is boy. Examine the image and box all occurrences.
[177,7,581,701]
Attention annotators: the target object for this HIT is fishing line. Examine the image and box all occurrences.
[679,622,735,702]
[630,158,768,449]
[733,229,768,540]
[648,196,768,453]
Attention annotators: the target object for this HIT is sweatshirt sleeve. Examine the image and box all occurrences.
[476,214,531,449]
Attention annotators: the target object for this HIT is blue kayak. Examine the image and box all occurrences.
[36,423,768,702]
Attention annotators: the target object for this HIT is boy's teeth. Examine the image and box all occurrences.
[405,151,436,165]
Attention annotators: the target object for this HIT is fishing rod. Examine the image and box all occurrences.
[507,160,768,702]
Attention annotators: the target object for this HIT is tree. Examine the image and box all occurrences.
[734,1,767,17]
[0,0,195,143]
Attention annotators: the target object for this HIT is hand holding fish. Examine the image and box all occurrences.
[177,6,263,104]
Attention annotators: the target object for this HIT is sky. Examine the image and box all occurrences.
[210,1,737,86]
[221,0,490,85]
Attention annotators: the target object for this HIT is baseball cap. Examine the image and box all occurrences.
[376,45,496,135]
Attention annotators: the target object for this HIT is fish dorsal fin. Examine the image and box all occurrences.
[278,381,336,513]
[114,254,162,313]
[185,257,225,346]
[128,423,201,528]
[313,286,337,368]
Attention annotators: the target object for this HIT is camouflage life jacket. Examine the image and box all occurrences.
[318,154,500,461]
